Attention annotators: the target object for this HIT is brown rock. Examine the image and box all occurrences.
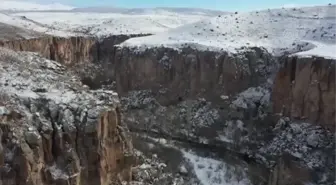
[0,35,150,90]
[114,47,275,105]
[268,154,312,185]
[0,48,134,185]
[272,56,335,131]
[0,36,276,101]
[0,36,98,66]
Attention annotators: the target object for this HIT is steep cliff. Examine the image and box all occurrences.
[0,36,98,66]
[115,47,335,185]
[114,47,276,104]
[0,34,151,90]
[272,56,335,131]
[0,48,134,185]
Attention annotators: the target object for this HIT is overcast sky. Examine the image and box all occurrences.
[5,0,334,11]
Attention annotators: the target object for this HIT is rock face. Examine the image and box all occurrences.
[115,47,276,105]
[0,34,151,90]
[272,56,335,131]
[116,47,335,185]
[0,48,133,185]
[0,36,98,66]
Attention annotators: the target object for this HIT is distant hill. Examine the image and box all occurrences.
[0,1,74,11]
[71,7,227,16]
[120,4,336,58]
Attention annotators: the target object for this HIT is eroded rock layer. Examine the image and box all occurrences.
[0,35,150,90]
[0,48,133,185]
[114,47,276,104]
[272,56,335,131]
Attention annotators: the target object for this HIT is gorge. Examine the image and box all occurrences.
[0,4,335,185]
[0,33,334,185]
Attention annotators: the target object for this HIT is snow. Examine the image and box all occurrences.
[71,7,225,16]
[231,87,270,109]
[217,120,246,144]
[0,2,334,58]
[48,164,69,180]
[0,13,75,37]
[0,48,119,107]
[139,164,152,169]
[0,106,9,115]
[0,1,74,11]
[259,120,334,170]
[41,90,78,105]
[0,5,224,38]
[120,5,336,58]
[182,150,251,185]
[9,11,218,37]
[218,135,234,143]
[294,41,336,59]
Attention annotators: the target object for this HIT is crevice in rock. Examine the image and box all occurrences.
[128,127,260,165]
[290,57,297,83]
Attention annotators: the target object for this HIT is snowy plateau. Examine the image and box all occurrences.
[0,2,335,58]
[120,5,336,58]
[0,1,227,37]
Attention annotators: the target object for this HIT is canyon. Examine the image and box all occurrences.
[0,4,335,185]
[0,34,334,185]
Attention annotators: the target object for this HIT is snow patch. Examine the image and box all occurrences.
[182,150,251,185]
[231,87,270,109]
[48,164,69,180]
[0,106,10,115]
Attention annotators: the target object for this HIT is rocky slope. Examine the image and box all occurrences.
[0,48,134,185]
[0,22,42,41]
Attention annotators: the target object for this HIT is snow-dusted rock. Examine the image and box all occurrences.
[0,47,133,185]
[231,87,270,109]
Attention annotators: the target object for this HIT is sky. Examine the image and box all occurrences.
[31,0,336,11]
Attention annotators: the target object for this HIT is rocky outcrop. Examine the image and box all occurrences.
[272,56,335,131]
[267,154,313,185]
[0,34,151,90]
[0,36,98,66]
[0,48,134,185]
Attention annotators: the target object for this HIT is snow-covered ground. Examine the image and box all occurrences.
[182,150,251,185]
[10,12,218,37]
[120,5,336,58]
[71,7,225,16]
[0,1,74,11]
[0,1,225,38]
[0,13,74,37]
[0,2,334,58]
